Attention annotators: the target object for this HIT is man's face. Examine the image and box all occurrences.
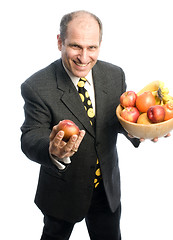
[58,15,101,78]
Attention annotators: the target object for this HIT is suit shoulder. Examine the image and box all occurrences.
[94,60,125,82]
[96,60,123,73]
[21,59,61,89]
[94,60,126,93]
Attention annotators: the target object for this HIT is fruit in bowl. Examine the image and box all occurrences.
[116,81,173,139]
[116,105,173,139]
[136,91,156,113]
[163,101,173,121]
[147,105,165,123]
[120,107,140,123]
[120,91,137,108]
[137,113,152,125]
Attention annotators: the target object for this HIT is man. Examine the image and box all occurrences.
[21,10,158,240]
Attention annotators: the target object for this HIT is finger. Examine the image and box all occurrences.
[140,138,145,142]
[72,130,86,151]
[164,132,171,138]
[49,131,65,156]
[63,134,78,154]
[54,131,65,144]
[66,131,85,157]
[128,133,134,138]
[49,125,60,140]
[151,137,158,142]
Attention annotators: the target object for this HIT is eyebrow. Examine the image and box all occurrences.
[68,43,99,48]
[68,43,81,47]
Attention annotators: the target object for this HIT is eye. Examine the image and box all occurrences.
[89,46,97,50]
[71,44,81,49]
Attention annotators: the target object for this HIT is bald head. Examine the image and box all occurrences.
[60,10,103,43]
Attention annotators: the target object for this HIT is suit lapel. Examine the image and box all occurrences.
[53,60,95,138]
[92,62,108,132]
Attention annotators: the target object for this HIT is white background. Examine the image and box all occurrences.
[1,0,173,239]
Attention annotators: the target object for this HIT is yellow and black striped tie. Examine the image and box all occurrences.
[77,77,102,188]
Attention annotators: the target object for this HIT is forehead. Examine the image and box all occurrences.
[66,15,100,44]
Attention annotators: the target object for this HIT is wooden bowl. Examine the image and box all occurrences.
[116,104,173,139]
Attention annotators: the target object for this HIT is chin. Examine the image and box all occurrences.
[72,69,90,78]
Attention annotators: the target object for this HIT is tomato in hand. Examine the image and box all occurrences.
[163,101,173,121]
[136,91,156,113]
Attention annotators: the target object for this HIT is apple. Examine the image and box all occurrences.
[57,120,79,142]
[147,105,165,123]
[120,91,137,108]
[120,107,140,123]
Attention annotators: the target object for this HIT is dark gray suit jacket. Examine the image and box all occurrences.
[21,59,140,223]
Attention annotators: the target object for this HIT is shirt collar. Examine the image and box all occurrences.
[62,62,92,88]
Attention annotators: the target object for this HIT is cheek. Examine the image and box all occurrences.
[62,49,77,64]
[91,50,100,61]
[61,50,70,64]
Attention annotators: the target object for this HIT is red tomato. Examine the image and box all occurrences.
[136,91,156,113]
[163,101,173,121]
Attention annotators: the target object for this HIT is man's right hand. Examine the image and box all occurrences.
[49,124,85,159]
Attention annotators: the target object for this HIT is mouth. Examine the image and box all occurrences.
[73,61,89,67]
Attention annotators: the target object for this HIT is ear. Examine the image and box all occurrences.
[57,34,62,51]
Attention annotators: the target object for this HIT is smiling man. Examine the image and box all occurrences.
[21,10,141,240]
[57,12,101,78]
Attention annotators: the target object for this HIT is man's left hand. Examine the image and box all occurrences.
[140,132,171,142]
[128,132,171,142]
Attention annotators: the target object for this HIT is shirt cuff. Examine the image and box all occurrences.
[50,154,71,170]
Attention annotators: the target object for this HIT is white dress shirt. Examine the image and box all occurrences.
[51,65,95,170]
[64,66,95,113]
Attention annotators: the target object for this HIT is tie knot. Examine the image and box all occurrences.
[77,78,87,88]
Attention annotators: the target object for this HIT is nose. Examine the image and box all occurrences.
[78,49,88,63]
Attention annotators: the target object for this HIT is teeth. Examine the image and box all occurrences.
[75,62,88,67]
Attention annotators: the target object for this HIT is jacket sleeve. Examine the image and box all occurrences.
[119,125,141,148]
[20,81,57,169]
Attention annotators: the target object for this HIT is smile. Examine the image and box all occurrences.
[74,61,89,67]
